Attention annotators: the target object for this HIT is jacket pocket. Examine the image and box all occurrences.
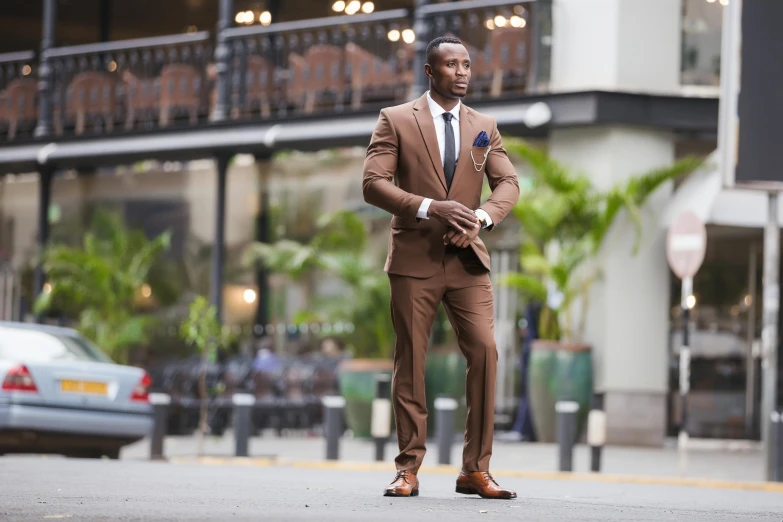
[390,216,420,229]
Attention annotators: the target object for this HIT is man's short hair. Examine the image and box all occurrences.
[426,36,464,64]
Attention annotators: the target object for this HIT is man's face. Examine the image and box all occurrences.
[426,43,471,99]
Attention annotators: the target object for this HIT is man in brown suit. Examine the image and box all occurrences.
[362,36,520,499]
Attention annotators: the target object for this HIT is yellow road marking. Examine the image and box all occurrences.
[167,457,783,493]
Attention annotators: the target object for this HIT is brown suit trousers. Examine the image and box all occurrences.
[362,93,519,473]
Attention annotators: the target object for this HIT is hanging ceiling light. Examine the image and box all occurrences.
[345,0,361,15]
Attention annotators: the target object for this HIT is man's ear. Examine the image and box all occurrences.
[424,63,432,78]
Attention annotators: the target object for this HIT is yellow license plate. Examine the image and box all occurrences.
[60,380,108,395]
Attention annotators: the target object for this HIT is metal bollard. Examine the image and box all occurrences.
[149,393,171,461]
[435,397,458,466]
[233,393,255,458]
[586,394,606,473]
[370,374,392,461]
[771,410,782,482]
[556,400,579,472]
[322,395,346,461]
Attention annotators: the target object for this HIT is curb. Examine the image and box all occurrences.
[167,457,783,493]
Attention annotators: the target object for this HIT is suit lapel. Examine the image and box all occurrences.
[448,103,475,197]
[412,94,448,192]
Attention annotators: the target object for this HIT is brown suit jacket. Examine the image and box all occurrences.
[362,93,520,279]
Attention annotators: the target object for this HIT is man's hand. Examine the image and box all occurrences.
[444,225,480,248]
[428,200,479,235]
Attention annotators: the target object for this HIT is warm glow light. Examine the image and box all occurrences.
[141,284,152,298]
[361,1,375,13]
[402,28,415,43]
[719,0,728,5]
[42,283,52,294]
[345,0,361,15]
[514,4,526,15]
[686,294,696,309]
[107,60,117,72]
[186,25,197,33]
[22,64,31,76]
[744,294,752,307]
[510,15,523,27]
[259,11,272,25]
[494,15,507,27]
[332,0,346,11]
[485,19,495,30]
[244,289,257,304]
[387,29,401,42]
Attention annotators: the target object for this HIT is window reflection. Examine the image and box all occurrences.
[681,0,725,86]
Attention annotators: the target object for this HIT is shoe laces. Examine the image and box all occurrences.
[481,471,499,487]
[394,470,411,484]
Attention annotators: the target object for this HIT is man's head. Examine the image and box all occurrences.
[425,36,471,99]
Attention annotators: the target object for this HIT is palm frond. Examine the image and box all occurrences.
[499,273,548,301]
[505,138,591,196]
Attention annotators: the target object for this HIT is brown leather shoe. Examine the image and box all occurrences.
[455,470,516,499]
[383,470,419,497]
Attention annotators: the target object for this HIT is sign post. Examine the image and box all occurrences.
[666,211,707,467]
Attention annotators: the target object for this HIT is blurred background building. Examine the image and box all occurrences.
[0,0,776,448]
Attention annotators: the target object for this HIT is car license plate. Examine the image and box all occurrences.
[60,380,108,395]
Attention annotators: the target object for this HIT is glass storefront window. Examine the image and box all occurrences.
[681,0,726,87]
[667,226,763,440]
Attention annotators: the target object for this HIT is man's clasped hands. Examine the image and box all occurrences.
[427,200,483,249]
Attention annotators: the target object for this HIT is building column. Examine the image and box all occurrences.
[34,0,57,138]
[548,0,682,446]
[211,155,231,324]
[253,155,272,336]
[34,166,53,303]
[409,0,431,100]
[211,0,234,122]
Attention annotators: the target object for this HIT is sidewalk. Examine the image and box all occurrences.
[120,430,767,484]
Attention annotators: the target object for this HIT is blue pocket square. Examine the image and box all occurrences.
[473,130,490,147]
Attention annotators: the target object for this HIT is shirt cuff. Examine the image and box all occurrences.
[475,208,493,228]
[417,198,433,219]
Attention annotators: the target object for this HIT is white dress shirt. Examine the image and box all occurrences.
[416,91,492,228]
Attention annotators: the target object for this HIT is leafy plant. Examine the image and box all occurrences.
[243,209,394,359]
[34,209,171,363]
[503,138,704,343]
[179,295,233,455]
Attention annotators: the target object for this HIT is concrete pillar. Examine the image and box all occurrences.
[547,0,682,446]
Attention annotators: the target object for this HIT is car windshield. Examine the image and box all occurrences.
[0,327,113,364]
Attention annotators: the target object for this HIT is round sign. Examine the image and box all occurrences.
[666,210,707,279]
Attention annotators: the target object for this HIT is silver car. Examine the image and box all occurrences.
[0,321,153,458]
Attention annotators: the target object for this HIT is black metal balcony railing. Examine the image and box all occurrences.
[0,51,37,140]
[421,0,536,100]
[0,0,542,142]
[223,9,413,120]
[45,32,212,136]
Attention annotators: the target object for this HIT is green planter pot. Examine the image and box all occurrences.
[528,340,593,443]
[425,350,467,437]
[337,358,394,439]
[337,352,468,440]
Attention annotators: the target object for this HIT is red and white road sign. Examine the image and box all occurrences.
[666,211,707,280]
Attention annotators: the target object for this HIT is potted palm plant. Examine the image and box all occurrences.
[34,209,171,365]
[502,139,703,442]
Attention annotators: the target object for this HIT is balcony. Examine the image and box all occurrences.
[0,0,545,145]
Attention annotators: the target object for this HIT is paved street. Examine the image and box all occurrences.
[2,455,782,521]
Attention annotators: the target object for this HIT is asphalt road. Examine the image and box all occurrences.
[1,456,782,521]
